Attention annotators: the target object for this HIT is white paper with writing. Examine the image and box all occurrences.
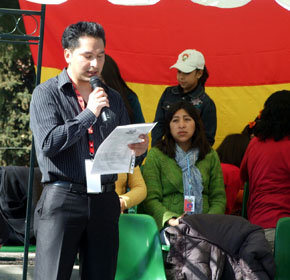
[91,123,157,175]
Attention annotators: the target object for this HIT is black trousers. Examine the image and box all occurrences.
[33,185,120,280]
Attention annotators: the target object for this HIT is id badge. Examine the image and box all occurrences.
[85,159,101,193]
[184,195,195,213]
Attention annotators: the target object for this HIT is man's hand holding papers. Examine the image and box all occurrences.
[91,123,156,175]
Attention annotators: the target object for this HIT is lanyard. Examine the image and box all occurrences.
[71,81,95,157]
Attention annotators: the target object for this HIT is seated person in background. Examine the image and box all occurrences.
[240,90,290,251]
[115,166,147,213]
[101,54,145,124]
[216,133,250,214]
[0,212,9,247]
[241,122,255,140]
[101,54,147,166]
[241,113,261,140]
[0,169,9,247]
[151,49,216,146]
[0,166,42,246]
[141,101,226,239]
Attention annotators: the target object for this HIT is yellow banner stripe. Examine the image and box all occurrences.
[39,67,290,148]
[128,82,290,149]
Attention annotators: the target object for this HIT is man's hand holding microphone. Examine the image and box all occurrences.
[88,76,148,156]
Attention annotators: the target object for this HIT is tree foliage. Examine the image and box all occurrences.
[0,0,36,166]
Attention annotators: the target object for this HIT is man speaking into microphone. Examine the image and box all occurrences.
[29,21,148,280]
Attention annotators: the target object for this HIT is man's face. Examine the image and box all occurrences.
[64,36,105,85]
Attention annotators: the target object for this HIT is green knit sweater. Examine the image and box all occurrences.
[142,147,226,230]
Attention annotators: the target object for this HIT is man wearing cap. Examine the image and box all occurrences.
[151,49,217,146]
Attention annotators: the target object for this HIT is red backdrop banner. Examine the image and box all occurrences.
[19,0,290,87]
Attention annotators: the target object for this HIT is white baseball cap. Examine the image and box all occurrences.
[170,49,205,73]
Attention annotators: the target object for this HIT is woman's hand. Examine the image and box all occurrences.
[167,213,186,226]
[168,218,179,226]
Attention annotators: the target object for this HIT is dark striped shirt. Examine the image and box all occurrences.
[30,69,130,184]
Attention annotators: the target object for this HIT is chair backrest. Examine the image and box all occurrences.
[241,181,249,219]
[274,217,290,280]
[115,214,166,280]
[0,245,36,253]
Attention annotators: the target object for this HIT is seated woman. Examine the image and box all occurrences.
[240,90,290,251]
[115,166,147,213]
[141,101,226,237]
[216,133,250,214]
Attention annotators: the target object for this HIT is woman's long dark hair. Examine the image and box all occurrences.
[216,134,250,167]
[101,54,134,122]
[254,90,290,141]
[156,101,211,160]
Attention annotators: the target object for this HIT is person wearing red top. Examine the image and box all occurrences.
[220,163,243,214]
[240,90,290,250]
[216,133,250,214]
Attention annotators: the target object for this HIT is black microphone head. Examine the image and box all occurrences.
[89,76,113,124]
[90,76,102,89]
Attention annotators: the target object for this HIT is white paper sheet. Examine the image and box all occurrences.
[91,122,157,175]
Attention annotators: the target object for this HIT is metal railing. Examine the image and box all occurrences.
[0,5,46,280]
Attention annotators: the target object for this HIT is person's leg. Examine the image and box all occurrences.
[34,186,87,280]
[79,192,120,280]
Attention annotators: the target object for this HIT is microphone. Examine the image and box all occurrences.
[89,76,112,123]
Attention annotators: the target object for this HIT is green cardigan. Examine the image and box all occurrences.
[142,147,226,230]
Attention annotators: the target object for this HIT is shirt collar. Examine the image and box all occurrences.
[58,68,73,90]
[174,83,204,98]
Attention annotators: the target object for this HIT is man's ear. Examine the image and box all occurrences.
[64,48,71,64]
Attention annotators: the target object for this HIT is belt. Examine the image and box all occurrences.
[45,180,115,195]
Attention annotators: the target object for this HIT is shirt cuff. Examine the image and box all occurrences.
[75,108,97,129]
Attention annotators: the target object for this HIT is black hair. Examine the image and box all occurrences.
[216,133,250,167]
[61,21,106,50]
[241,124,254,140]
[156,101,211,160]
[198,65,209,87]
[254,90,290,141]
[241,115,261,140]
[101,54,135,122]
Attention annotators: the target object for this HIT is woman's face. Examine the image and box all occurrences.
[177,69,203,93]
[170,109,196,151]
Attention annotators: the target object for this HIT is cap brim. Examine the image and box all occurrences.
[169,63,196,73]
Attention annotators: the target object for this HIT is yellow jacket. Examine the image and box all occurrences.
[115,166,147,210]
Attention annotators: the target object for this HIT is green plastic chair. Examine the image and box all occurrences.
[115,214,166,280]
[274,217,290,280]
[0,245,36,253]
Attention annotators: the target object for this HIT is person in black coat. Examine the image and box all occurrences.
[0,166,42,245]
